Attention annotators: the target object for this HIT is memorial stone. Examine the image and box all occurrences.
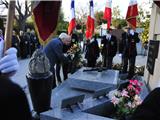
[40,67,119,120]
[146,40,159,74]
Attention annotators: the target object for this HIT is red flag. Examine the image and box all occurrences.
[85,0,94,40]
[32,1,61,45]
[126,0,138,29]
[103,0,112,29]
[68,0,76,35]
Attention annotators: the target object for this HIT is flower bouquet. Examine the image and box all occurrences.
[111,80,143,120]
[67,43,83,73]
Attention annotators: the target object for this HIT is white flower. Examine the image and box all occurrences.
[111,96,120,105]
[134,95,142,105]
[127,102,132,108]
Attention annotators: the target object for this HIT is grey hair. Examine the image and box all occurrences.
[59,33,69,40]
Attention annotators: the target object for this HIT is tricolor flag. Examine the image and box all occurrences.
[126,0,138,29]
[85,0,95,40]
[68,0,76,35]
[103,0,112,29]
[32,1,61,45]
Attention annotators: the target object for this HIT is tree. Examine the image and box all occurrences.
[75,2,88,34]
[112,5,127,28]
[138,3,151,43]
[56,9,68,34]
[0,0,32,31]
[94,11,104,27]
[112,5,120,19]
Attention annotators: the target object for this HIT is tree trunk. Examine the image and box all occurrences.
[18,19,26,32]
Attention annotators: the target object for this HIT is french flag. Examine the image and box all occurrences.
[85,0,94,40]
[126,0,138,29]
[68,0,76,35]
[103,0,112,29]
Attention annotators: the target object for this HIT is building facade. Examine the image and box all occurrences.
[144,1,160,90]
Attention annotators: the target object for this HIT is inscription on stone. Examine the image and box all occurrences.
[146,40,159,74]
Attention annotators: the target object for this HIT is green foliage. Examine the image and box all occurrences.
[140,19,150,43]
[112,18,127,28]
[112,6,120,19]
[138,5,151,44]
[56,9,68,34]
[13,20,19,32]
[26,17,34,30]
[112,5,127,28]
[94,11,104,27]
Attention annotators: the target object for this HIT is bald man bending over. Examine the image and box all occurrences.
[43,33,71,88]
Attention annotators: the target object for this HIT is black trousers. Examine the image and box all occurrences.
[87,59,96,67]
[62,62,69,80]
[122,56,136,78]
[56,64,61,83]
[56,62,70,82]
[103,55,113,69]
[129,88,160,120]
[50,66,57,89]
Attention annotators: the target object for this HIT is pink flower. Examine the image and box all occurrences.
[130,80,139,86]
[121,89,129,97]
[138,82,143,86]
[135,87,141,94]
[127,84,134,90]
[111,96,120,105]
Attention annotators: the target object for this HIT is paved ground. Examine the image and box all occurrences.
[11,54,147,89]
[10,51,147,111]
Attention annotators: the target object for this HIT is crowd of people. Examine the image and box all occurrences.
[11,28,40,59]
[0,25,159,120]
[84,27,140,79]
[41,27,142,88]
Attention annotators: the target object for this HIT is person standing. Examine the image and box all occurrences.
[19,31,29,59]
[101,29,117,69]
[0,31,32,119]
[85,36,100,67]
[12,30,20,57]
[121,27,140,79]
[43,33,71,88]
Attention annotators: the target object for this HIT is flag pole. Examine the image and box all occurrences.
[4,0,15,51]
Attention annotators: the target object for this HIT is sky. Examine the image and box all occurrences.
[62,0,152,21]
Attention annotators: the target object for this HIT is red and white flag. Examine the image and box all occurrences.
[32,1,61,45]
[103,0,112,29]
[126,0,138,29]
[68,0,76,35]
[85,0,94,40]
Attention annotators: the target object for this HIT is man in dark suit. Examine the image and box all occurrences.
[101,29,117,69]
[120,27,140,79]
[85,35,100,67]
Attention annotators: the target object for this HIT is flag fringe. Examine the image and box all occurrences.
[32,14,56,46]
